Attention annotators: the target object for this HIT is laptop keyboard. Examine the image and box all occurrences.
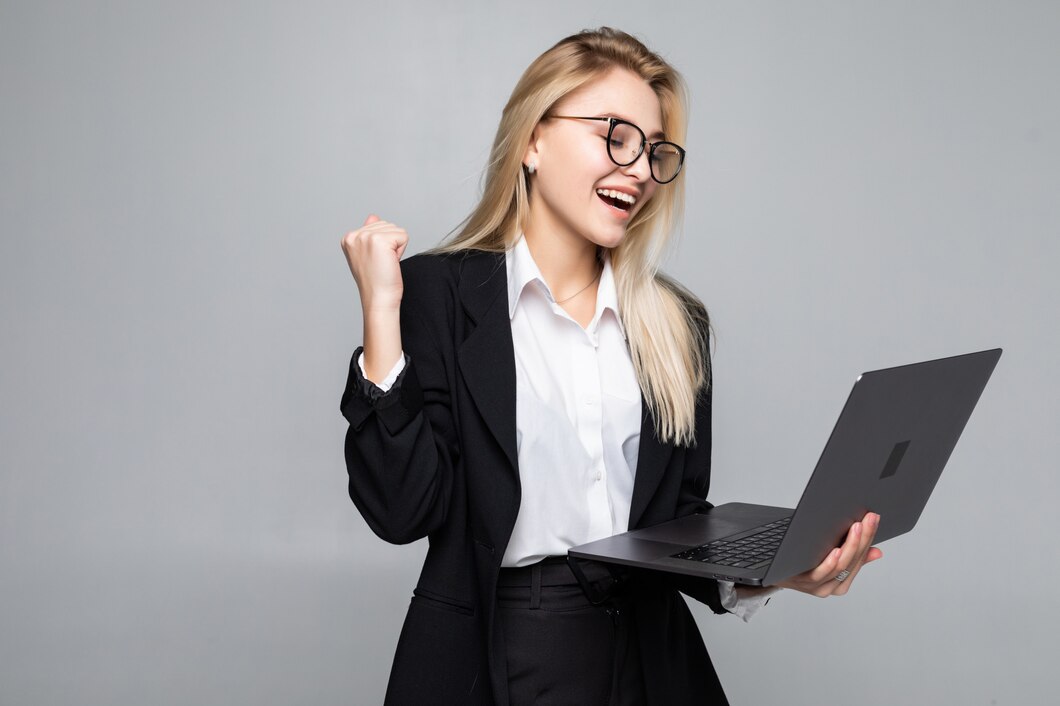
[671,517,791,569]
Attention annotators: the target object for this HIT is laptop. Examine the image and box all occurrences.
[568,348,1002,587]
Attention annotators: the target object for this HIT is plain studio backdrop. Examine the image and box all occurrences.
[1,1,1056,704]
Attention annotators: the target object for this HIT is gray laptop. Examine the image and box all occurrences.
[568,348,1002,586]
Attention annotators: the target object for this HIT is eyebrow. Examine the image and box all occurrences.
[600,113,666,140]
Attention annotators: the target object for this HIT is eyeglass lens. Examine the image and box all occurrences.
[607,121,683,183]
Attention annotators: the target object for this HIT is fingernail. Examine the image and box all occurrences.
[853,522,861,535]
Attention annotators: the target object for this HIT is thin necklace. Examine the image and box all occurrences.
[554,261,602,304]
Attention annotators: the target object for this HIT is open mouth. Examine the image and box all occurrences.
[596,188,636,213]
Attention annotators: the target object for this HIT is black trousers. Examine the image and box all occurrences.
[497,557,647,706]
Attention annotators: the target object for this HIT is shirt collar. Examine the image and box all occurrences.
[505,234,626,339]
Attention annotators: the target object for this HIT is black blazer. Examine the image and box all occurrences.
[341,249,729,706]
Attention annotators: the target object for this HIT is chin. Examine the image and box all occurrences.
[595,223,632,250]
[584,229,624,250]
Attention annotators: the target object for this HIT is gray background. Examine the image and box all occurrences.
[1,1,1056,704]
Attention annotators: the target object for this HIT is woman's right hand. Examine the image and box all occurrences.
[341,214,408,312]
[341,214,408,383]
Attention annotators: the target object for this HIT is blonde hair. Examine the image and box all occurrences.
[435,27,709,446]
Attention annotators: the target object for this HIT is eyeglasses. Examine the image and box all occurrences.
[547,115,686,184]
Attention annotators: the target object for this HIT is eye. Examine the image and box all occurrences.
[608,122,644,156]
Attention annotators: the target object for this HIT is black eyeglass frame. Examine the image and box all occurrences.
[546,115,686,184]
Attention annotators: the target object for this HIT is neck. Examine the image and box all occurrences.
[522,214,601,297]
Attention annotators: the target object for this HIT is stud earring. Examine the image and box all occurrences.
[526,162,537,174]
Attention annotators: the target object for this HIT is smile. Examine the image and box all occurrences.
[596,188,636,212]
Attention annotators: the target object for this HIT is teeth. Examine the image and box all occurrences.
[596,188,636,206]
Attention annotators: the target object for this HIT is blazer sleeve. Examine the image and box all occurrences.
[339,262,460,545]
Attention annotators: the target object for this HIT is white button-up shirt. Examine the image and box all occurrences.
[502,235,643,567]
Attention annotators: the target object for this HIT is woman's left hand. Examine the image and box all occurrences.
[776,511,883,597]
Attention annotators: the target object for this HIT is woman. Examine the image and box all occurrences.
[340,27,882,706]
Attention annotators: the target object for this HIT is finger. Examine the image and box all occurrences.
[833,521,883,595]
[823,527,864,596]
[342,220,393,248]
[837,546,883,593]
[833,518,865,574]
[833,547,882,596]
[851,513,881,568]
[358,220,398,234]
[843,512,880,569]
[859,512,880,546]
[832,555,865,595]
[379,230,407,250]
[832,556,868,596]
[343,224,405,257]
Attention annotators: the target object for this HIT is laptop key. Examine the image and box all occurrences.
[671,516,791,566]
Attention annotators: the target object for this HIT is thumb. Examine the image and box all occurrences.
[363,214,381,226]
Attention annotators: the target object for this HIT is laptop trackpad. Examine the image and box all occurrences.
[632,504,794,545]
[586,535,688,561]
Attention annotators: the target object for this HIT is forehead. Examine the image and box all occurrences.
[555,68,664,137]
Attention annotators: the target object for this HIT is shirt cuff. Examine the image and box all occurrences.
[718,581,781,623]
[357,351,407,393]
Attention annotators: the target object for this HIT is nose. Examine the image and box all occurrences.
[620,146,652,183]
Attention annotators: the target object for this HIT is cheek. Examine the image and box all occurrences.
[539,140,611,203]
[635,182,659,213]
[583,138,618,176]
[556,136,613,182]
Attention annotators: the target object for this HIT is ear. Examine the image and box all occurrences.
[523,122,544,171]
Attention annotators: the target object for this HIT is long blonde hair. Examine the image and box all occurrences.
[436,27,709,447]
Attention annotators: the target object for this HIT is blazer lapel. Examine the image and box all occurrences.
[628,401,674,530]
[455,251,519,474]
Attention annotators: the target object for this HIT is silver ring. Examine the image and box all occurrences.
[834,569,851,582]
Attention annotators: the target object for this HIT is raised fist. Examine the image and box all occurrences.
[341,214,408,311]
